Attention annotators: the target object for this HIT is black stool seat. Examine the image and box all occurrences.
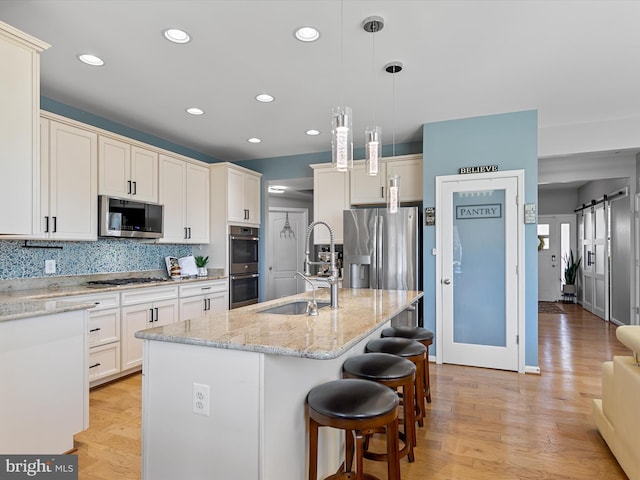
[308,378,399,420]
[343,353,416,381]
[307,378,401,480]
[381,326,434,343]
[343,353,417,462]
[381,327,434,405]
[366,337,426,357]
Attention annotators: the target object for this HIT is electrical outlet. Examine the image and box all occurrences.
[45,259,56,274]
[192,383,210,416]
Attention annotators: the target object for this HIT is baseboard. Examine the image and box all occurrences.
[525,365,541,375]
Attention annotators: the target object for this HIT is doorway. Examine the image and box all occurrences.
[579,202,609,320]
[436,170,524,372]
[265,208,308,300]
[537,215,577,302]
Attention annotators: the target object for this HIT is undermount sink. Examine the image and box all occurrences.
[258,300,330,315]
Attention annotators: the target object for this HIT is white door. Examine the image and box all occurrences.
[266,208,308,300]
[581,202,609,320]
[538,215,577,302]
[437,173,522,371]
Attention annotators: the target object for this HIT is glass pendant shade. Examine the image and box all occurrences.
[387,175,400,214]
[331,106,353,172]
[365,126,381,176]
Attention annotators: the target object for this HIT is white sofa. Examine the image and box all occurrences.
[593,325,640,480]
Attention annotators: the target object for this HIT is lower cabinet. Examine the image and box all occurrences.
[121,297,178,371]
[179,279,228,321]
[89,343,121,382]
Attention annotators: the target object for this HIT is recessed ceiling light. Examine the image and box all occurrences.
[163,28,191,44]
[186,107,204,115]
[306,129,320,136]
[268,186,286,193]
[78,54,104,66]
[294,26,320,42]
[255,94,274,103]
[247,137,262,144]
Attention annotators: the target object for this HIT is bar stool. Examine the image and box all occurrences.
[381,326,434,403]
[307,378,400,480]
[343,353,417,462]
[365,337,426,427]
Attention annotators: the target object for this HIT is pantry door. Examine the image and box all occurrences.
[437,171,523,372]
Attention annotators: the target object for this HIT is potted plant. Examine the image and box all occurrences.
[194,255,209,277]
[562,249,581,295]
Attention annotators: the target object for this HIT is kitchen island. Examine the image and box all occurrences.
[136,288,423,480]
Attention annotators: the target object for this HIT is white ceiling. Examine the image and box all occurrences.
[3,1,640,164]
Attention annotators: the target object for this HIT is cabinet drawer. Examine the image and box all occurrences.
[121,285,178,306]
[179,279,227,298]
[88,343,121,381]
[88,308,120,347]
[66,291,120,310]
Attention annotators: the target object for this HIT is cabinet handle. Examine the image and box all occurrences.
[149,308,154,323]
[89,363,101,369]
[154,307,159,322]
[381,186,384,198]
[89,327,101,332]
[44,216,49,233]
[184,227,188,239]
[52,216,57,233]
[132,181,137,195]
[128,180,132,194]
[201,287,212,291]
[203,298,208,311]
[188,227,192,239]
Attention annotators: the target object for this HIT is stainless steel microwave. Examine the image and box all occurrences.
[98,195,164,239]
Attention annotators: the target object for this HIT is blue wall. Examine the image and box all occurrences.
[422,110,539,368]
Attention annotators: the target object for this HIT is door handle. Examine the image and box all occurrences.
[443,278,451,285]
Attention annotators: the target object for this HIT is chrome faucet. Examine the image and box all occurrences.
[304,221,339,309]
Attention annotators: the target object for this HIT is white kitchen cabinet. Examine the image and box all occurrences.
[385,154,423,203]
[179,279,228,320]
[0,22,49,235]
[210,163,261,226]
[350,160,386,205]
[65,291,121,386]
[38,115,98,240]
[158,154,209,244]
[206,163,262,272]
[350,155,423,205]
[121,285,179,371]
[311,163,350,244]
[98,135,158,202]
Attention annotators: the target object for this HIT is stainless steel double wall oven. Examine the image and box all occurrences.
[229,225,259,309]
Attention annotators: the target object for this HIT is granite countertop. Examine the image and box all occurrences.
[135,288,423,360]
[0,273,227,302]
[0,298,96,322]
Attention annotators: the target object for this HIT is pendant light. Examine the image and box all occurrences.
[385,61,403,213]
[332,0,353,172]
[362,16,384,176]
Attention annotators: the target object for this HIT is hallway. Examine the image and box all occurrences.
[75,303,630,479]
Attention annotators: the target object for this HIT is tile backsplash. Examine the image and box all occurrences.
[0,239,194,280]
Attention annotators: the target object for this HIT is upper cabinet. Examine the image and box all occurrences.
[0,22,49,235]
[158,154,209,244]
[311,163,350,245]
[211,163,262,227]
[350,155,423,205]
[98,136,158,203]
[39,116,98,240]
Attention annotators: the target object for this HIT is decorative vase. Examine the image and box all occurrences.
[197,267,208,277]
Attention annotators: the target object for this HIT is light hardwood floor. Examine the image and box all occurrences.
[74,303,630,479]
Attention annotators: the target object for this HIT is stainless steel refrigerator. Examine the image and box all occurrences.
[343,206,422,327]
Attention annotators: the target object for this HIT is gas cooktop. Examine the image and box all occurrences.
[86,277,166,287]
